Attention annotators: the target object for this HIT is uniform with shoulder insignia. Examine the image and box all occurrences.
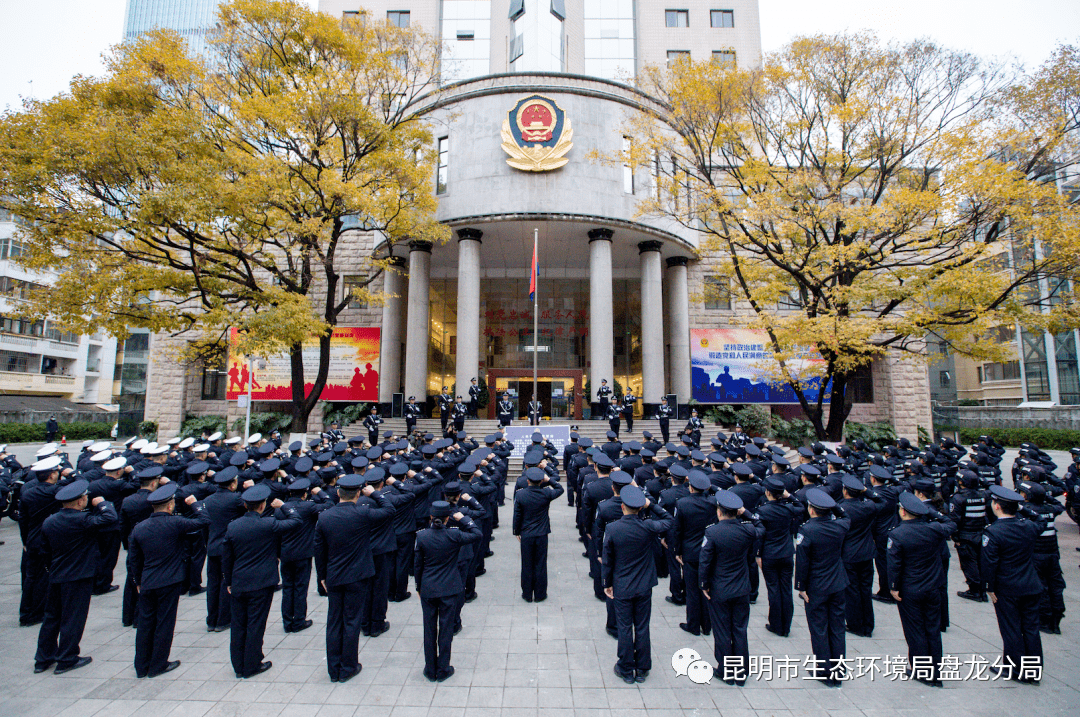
[838,475,882,638]
[203,466,246,632]
[451,398,468,434]
[597,380,612,422]
[528,399,543,426]
[673,472,719,637]
[606,401,621,435]
[950,470,991,602]
[437,388,452,435]
[19,456,67,627]
[405,397,422,436]
[757,477,803,636]
[685,411,704,448]
[363,407,384,448]
[120,467,166,627]
[621,390,636,433]
[278,478,332,634]
[1017,481,1066,635]
[655,399,673,445]
[468,378,481,418]
[498,394,515,427]
[513,467,564,602]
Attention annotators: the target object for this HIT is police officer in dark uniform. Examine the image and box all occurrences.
[358,468,398,637]
[451,396,468,435]
[203,466,246,632]
[222,484,301,679]
[655,396,673,445]
[602,485,673,684]
[279,478,331,633]
[34,479,118,674]
[700,490,764,684]
[89,456,135,595]
[838,475,880,638]
[19,456,67,627]
[127,483,210,677]
[438,387,452,435]
[513,467,564,602]
[363,406,383,448]
[660,464,690,606]
[389,463,431,602]
[621,388,636,434]
[528,399,543,426]
[120,466,166,628]
[597,378,612,421]
[950,470,991,602]
[673,471,718,636]
[606,401,621,435]
[757,477,802,636]
[685,409,704,448]
[405,396,422,436]
[981,485,1046,683]
[468,377,481,418]
[314,475,394,682]
[1016,481,1066,635]
[498,393,514,427]
[886,491,956,687]
[415,500,482,682]
[795,488,850,686]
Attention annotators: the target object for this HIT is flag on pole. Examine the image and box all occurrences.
[529,236,538,303]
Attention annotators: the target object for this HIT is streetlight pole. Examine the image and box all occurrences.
[244,356,253,440]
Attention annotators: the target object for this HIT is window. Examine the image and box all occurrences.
[456,31,474,41]
[201,360,227,400]
[0,236,26,259]
[622,136,634,194]
[667,50,690,66]
[711,9,734,27]
[1021,329,1051,400]
[386,10,410,27]
[0,349,34,374]
[343,275,368,309]
[436,136,448,194]
[704,276,731,310]
[712,50,736,67]
[342,10,361,24]
[0,276,43,299]
[665,10,689,27]
[849,364,874,403]
[980,361,1021,382]
[939,370,951,388]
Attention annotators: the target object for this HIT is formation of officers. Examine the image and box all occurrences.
[0,421,1073,688]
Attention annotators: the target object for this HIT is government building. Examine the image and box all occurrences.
[142,0,932,439]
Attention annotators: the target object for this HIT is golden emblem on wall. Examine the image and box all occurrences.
[501,95,573,172]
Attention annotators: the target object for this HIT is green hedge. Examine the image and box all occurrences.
[954,426,1080,451]
[0,421,113,443]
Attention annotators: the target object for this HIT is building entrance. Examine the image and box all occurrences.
[487,369,584,421]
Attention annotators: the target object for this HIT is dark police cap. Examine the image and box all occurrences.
[523,452,542,467]
[676,446,691,457]
[366,447,383,460]
[230,452,249,467]
[56,479,90,502]
[350,456,369,470]
[989,484,1023,503]
[681,435,694,445]
[435,438,453,450]
[744,444,762,457]
[579,437,594,448]
[715,432,728,442]
[610,470,633,486]
[443,481,462,495]
[959,470,979,486]
[256,443,275,456]
[430,501,452,518]
[732,463,754,477]
[337,475,364,490]
[770,445,786,456]
[213,466,240,484]
[288,441,303,452]
[383,431,394,439]
[763,476,787,491]
[805,487,835,510]
[641,448,655,459]
[525,467,546,483]
[594,453,616,469]
[456,431,467,441]
[333,441,349,453]
[137,466,164,481]
[288,456,311,473]
[485,434,499,444]
[899,491,928,515]
[365,467,386,484]
[669,464,689,478]
[1018,481,1045,500]
[714,489,743,511]
[773,456,790,467]
[665,442,678,452]
[841,475,866,493]
[690,449,706,461]
[688,471,711,491]
[421,445,437,456]
[423,433,435,441]
[621,485,647,509]
[148,482,180,505]
[798,465,821,477]
[458,462,477,475]
[242,484,272,503]
[260,458,281,473]
[532,433,543,443]
[797,446,814,458]
[825,454,845,466]
[186,461,210,476]
[389,463,408,477]
[308,438,321,449]
[288,478,311,492]
[314,451,333,463]
[642,430,653,439]
[868,465,893,482]
[606,430,617,440]
[912,479,935,494]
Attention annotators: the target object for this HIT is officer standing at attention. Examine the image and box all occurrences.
[674,471,718,636]
[452,396,468,435]
[363,406,384,448]
[699,490,764,685]
[405,396,422,437]
[498,393,514,427]
[438,387,453,435]
[597,379,612,421]
[222,484,301,679]
[415,501,482,682]
[886,491,957,687]
[607,400,622,436]
[528,398,543,426]
[469,377,481,418]
[603,485,674,684]
[1016,480,1066,634]
[655,396,673,445]
[981,484,1047,683]
[795,488,851,687]
[621,387,636,434]
[127,483,210,678]
[685,409,704,448]
[34,479,118,674]
[757,478,802,637]
[838,475,881,638]
[279,478,331,633]
[950,470,991,602]
[314,475,394,683]
[513,467,564,602]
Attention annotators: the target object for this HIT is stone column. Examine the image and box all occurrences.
[639,241,665,412]
[666,256,692,407]
[589,229,614,412]
[455,228,483,401]
[378,255,407,408]
[403,240,432,402]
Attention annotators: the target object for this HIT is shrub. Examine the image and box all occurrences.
[845,421,897,451]
[0,421,113,443]
[231,411,292,436]
[771,416,815,445]
[956,426,1080,451]
[320,402,371,428]
[138,421,158,439]
[703,405,739,426]
[734,405,772,436]
[179,414,227,439]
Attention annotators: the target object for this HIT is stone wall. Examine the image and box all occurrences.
[938,405,1080,431]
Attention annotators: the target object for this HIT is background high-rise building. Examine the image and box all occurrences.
[124,0,223,56]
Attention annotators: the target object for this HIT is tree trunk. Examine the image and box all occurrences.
[287,331,334,434]
[824,371,854,442]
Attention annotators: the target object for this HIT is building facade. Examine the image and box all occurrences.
[124,0,223,56]
[142,1,932,439]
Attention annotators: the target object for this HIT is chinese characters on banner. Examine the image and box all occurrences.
[482,308,590,339]
[690,328,829,404]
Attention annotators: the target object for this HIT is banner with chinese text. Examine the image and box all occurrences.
[690,328,829,404]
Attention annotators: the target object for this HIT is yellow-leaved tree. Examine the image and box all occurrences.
[613,32,1080,440]
[0,0,449,432]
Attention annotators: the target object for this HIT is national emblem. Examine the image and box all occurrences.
[501,94,574,172]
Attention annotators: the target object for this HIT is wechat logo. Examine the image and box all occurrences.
[671,648,713,685]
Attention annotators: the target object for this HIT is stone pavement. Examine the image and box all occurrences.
[0,445,1078,717]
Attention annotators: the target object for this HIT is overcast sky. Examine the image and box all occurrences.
[1,0,1078,113]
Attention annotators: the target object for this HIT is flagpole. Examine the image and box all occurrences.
[532,228,538,417]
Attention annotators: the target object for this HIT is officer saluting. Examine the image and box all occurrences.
[127,483,211,678]
[795,488,850,687]
[981,484,1047,683]
[886,491,957,687]
[497,393,514,427]
[34,479,118,674]
[414,500,482,682]
[513,467,564,602]
[756,477,802,637]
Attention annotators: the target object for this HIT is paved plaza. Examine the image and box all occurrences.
[0,444,1078,717]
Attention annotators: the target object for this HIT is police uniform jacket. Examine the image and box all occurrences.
[948,488,990,537]
[512,482,564,537]
[414,516,483,598]
[128,504,211,589]
[699,514,765,600]
[673,492,719,563]
[886,512,956,598]
[794,513,851,595]
[756,496,803,561]
[358,489,400,555]
[120,488,155,549]
[205,488,247,557]
[730,482,765,512]
[582,476,613,536]
[41,502,119,582]
[601,503,674,598]
[601,441,622,464]
[594,496,624,545]
[19,478,63,551]
[279,493,332,562]
[658,483,690,541]
[838,494,881,563]
[870,484,901,538]
[313,494,394,588]
[223,506,302,594]
[391,476,429,535]
[981,514,1047,596]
